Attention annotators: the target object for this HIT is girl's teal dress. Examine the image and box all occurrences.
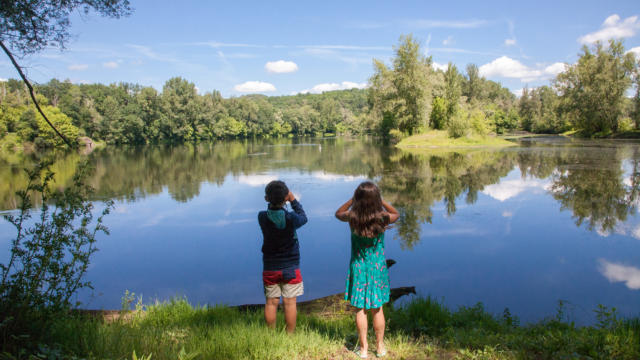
[344,231,390,309]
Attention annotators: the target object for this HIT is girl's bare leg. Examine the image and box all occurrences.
[355,308,368,354]
[371,307,386,353]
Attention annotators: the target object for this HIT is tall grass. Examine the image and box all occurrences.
[13,296,639,360]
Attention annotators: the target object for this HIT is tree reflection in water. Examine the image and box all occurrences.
[2,138,640,246]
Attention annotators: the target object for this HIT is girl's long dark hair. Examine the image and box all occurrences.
[349,181,389,238]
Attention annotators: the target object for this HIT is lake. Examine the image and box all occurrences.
[1,137,639,325]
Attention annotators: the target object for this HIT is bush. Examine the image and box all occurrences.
[619,117,634,132]
[470,109,488,136]
[447,111,470,138]
[0,160,113,351]
[388,129,405,144]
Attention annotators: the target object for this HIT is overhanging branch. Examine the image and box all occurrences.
[0,40,74,148]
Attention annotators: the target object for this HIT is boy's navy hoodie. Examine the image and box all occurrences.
[258,199,307,278]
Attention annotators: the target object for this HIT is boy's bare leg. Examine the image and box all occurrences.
[282,297,297,333]
[265,297,279,329]
[355,308,368,354]
[371,307,386,354]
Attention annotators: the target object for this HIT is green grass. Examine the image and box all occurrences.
[15,296,637,360]
[397,130,517,149]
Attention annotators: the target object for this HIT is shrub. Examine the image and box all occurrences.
[447,111,470,138]
[0,160,113,351]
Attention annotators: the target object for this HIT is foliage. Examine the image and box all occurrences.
[369,34,433,135]
[555,40,637,134]
[448,110,471,138]
[430,96,447,130]
[0,160,113,351]
[0,80,372,148]
[0,0,132,56]
[444,62,462,127]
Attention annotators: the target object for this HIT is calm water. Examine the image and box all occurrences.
[1,137,639,324]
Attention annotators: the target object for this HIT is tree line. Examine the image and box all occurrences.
[368,35,640,140]
[0,78,371,148]
[0,35,639,150]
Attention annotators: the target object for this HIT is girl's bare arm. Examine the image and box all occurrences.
[382,200,400,224]
[335,198,352,222]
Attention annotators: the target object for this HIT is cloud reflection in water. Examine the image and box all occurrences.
[598,259,640,290]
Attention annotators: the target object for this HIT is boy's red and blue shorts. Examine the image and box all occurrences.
[262,268,303,298]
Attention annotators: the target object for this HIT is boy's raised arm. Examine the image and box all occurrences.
[287,191,307,228]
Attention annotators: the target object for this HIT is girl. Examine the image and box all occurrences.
[335,181,399,359]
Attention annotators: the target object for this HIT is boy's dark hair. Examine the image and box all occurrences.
[265,180,289,206]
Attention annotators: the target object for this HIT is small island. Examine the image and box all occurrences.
[396,130,517,149]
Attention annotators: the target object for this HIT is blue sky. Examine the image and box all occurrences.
[1,0,639,97]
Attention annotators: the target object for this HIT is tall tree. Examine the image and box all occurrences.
[463,64,483,103]
[555,40,636,134]
[443,62,462,127]
[392,34,432,134]
[369,34,432,135]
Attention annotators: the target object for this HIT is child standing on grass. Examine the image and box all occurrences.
[258,180,307,333]
[335,181,399,359]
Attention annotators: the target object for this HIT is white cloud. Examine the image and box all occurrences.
[598,259,640,290]
[265,60,299,73]
[103,61,119,69]
[628,46,640,58]
[543,63,566,76]
[443,36,454,46]
[236,174,277,187]
[233,81,276,93]
[482,178,551,202]
[68,64,88,71]
[504,38,516,46]
[579,15,640,44]
[432,62,448,71]
[479,56,566,82]
[299,81,367,94]
[0,78,6,82]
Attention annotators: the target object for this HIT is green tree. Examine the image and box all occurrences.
[518,87,537,132]
[160,77,200,142]
[443,62,462,127]
[369,59,398,135]
[463,64,483,103]
[555,40,636,134]
[430,97,447,130]
[392,35,432,134]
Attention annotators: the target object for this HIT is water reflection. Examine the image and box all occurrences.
[598,259,640,290]
[2,139,640,245]
[2,138,640,321]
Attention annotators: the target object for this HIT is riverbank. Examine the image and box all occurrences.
[396,130,517,149]
[35,296,639,360]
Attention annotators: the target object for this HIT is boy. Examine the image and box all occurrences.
[258,180,307,333]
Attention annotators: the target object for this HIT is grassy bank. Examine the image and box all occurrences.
[13,297,638,360]
[396,131,517,149]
